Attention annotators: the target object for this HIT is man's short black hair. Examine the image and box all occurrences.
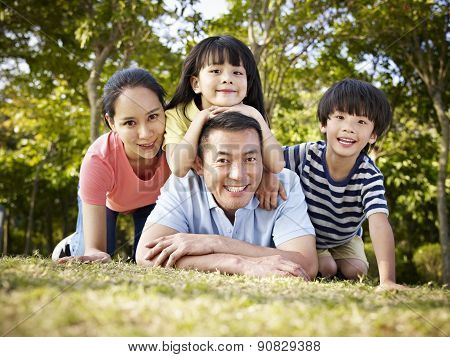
[317,78,392,152]
[198,111,263,158]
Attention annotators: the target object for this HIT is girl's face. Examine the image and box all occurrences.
[190,60,248,110]
[107,87,165,161]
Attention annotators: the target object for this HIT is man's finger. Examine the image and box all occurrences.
[279,183,287,201]
[145,241,171,260]
[145,236,167,248]
[270,192,278,209]
[165,250,184,268]
[153,246,176,267]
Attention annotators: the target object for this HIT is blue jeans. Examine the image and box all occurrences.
[70,195,155,260]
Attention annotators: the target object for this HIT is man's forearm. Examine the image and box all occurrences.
[197,233,314,266]
[174,253,244,274]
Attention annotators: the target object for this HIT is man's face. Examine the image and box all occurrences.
[196,129,263,218]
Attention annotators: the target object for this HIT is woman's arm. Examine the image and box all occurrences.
[57,202,110,263]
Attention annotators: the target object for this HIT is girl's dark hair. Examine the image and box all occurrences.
[317,78,392,152]
[166,35,267,123]
[198,111,263,159]
[102,68,166,129]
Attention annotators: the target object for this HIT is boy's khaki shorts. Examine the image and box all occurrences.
[317,236,369,268]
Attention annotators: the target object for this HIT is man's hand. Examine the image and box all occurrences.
[145,233,217,267]
[256,171,287,210]
[375,280,411,292]
[240,255,310,280]
[57,252,111,264]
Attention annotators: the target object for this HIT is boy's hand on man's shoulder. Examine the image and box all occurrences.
[256,171,287,210]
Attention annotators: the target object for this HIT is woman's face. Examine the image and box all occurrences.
[107,87,165,161]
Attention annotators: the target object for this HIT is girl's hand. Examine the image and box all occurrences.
[193,106,222,123]
[57,252,111,264]
[256,171,287,210]
[222,103,262,121]
[208,104,264,122]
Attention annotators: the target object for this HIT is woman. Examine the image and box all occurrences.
[52,68,170,262]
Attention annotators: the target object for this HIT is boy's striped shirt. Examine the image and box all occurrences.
[283,141,389,249]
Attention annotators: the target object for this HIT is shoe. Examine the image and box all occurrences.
[51,233,74,261]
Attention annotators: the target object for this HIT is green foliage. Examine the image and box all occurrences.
[413,243,443,283]
[1,257,449,336]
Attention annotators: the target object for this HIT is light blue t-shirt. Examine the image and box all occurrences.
[145,168,315,248]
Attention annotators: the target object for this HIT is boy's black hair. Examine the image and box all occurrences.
[197,111,263,159]
[317,78,392,152]
[102,68,166,129]
[167,35,268,124]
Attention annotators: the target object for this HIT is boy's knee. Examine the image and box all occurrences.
[319,257,338,278]
[338,259,367,280]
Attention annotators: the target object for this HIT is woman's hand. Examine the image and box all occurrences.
[57,251,111,264]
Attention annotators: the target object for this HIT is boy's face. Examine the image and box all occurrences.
[320,111,377,161]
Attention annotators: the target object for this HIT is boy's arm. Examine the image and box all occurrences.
[368,213,409,291]
[165,108,213,177]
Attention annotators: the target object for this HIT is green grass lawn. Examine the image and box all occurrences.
[0,256,448,337]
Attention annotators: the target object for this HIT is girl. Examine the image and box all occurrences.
[164,35,284,178]
[52,68,171,263]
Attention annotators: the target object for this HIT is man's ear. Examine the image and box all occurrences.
[105,114,116,131]
[190,76,201,94]
[193,156,204,175]
[369,131,377,144]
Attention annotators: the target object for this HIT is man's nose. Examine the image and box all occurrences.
[228,162,244,180]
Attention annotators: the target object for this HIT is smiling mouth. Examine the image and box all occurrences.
[224,185,248,192]
[337,138,356,144]
[138,143,155,149]
[217,90,237,93]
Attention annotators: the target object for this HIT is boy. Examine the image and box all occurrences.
[283,78,405,290]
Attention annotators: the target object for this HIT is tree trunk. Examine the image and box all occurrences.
[430,90,449,284]
[86,69,101,143]
[3,209,8,255]
[61,193,69,237]
[86,28,120,143]
[45,202,53,255]
[25,162,43,255]
[0,204,4,254]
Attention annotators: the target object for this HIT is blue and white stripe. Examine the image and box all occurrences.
[284,141,388,249]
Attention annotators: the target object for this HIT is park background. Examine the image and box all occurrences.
[0,0,448,286]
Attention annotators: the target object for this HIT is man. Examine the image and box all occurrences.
[136,111,317,279]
